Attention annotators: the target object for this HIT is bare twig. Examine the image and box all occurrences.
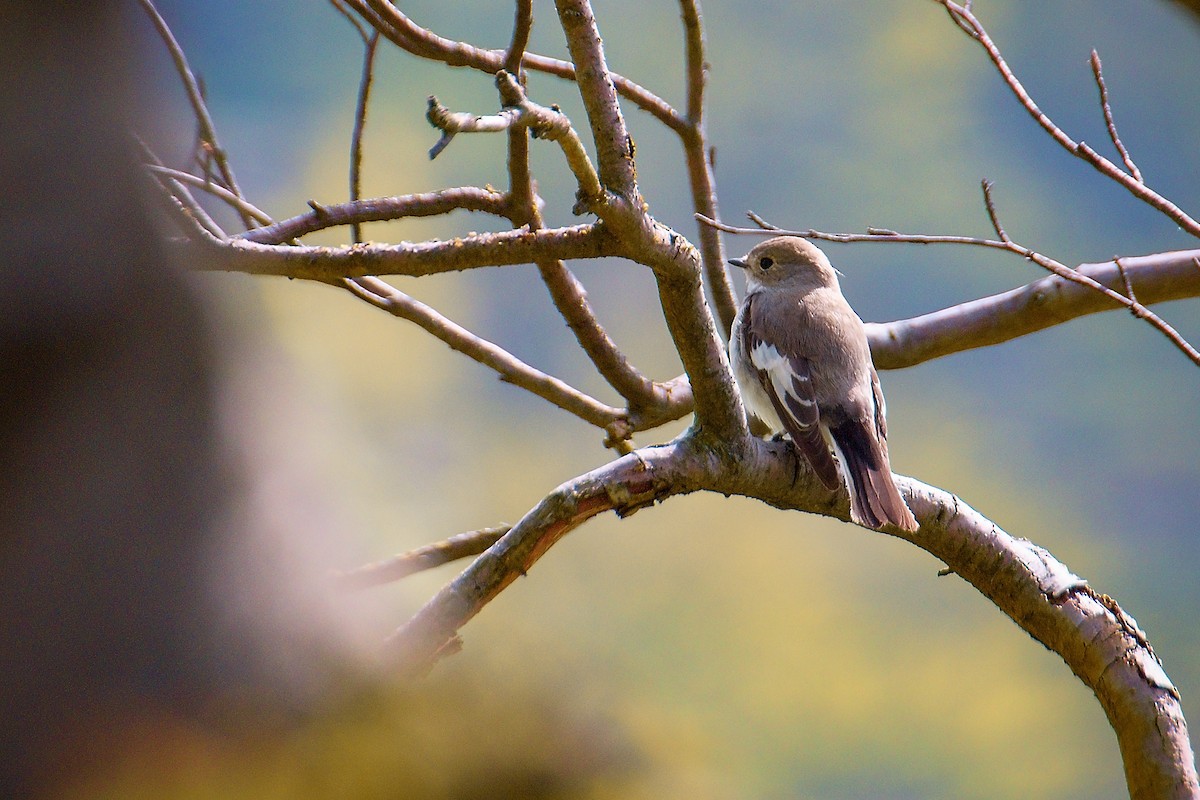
[147,166,272,227]
[335,525,511,589]
[349,30,380,243]
[1114,256,1138,306]
[136,0,253,230]
[702,213,1200,367]
[340,0,686,130]
[936,0,1200,238]
[980,179,1009,242]
[238,188,511,245]
[344,276,626,428]
[427,73,605,209]
[678,0,736,338]
[1090,50,1144,183]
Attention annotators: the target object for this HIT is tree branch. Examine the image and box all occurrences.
[238,188,511,245]
[385,432,1198,797]
[553,0,640,199]
[936,0,1200,238]
[341,0,686,130]
[336,525,511,590]
[705,213,1200,368]
[343,276,625,428]
[425,73,605,209]
[866,248,1200,368]
[136,0,253,230]
[678,0,737,338]
[188,221,622,280]
[1090,50,1144,184]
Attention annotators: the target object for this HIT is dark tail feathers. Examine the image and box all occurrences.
[829,419,919,532]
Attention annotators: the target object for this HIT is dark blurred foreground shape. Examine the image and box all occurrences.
[0,3,245,794]
[0,5,651,798]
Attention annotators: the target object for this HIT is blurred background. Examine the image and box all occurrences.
[5,0,1199,797]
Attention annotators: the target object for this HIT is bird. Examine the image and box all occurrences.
[728,236,918,532]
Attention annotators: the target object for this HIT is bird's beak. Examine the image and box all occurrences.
[728,258,749,270]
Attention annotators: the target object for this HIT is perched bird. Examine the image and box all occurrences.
[728,236,918,532]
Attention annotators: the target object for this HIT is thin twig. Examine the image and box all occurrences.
[702,212,1200,368]
[343,276,626,427]
[340,0,686,130]
[501,74,661,419]
[1114,255,1138,308]
[328,0,370,39]
[135,141,230,239]
[426,73,605,209]
[349,30,381,242]
[238,188,510,244]
[980,179,1009,242]
[936,0,1199,238]
[1090,50,1143,183]
[678,0,736,338]
[136,0,254,230]
[147,166,273,226]
[335,526,511,589]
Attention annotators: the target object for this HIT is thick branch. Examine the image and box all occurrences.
[895,478,1199,800]
[187,221,621,280]
[553,0,640,198]
[866,249,1200,369]
[387,434,1198,798]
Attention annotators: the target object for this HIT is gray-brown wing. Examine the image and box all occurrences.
[746,333,841,490]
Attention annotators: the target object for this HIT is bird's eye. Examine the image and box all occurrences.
[759,257,774,270]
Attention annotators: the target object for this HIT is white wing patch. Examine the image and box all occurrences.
[749,340,816,429]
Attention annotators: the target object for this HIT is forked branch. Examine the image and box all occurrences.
[935,0,1200,238]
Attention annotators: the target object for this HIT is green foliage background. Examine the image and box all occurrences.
[94,1,1200,797]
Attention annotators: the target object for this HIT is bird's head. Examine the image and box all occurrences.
[728,236,841,291]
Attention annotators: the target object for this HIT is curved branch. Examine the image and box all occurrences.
[343,0,685,130]
[386,432,1198,796]
[895,478,1199,800]
[866,248,1200,369]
